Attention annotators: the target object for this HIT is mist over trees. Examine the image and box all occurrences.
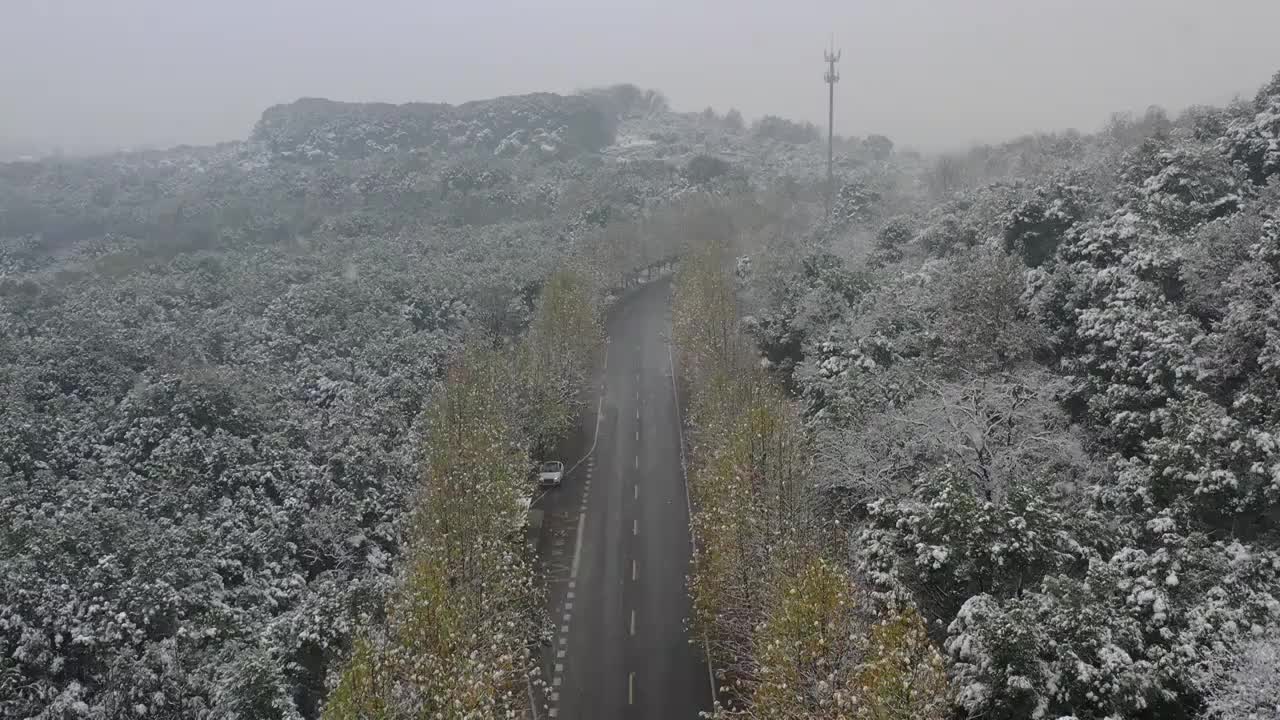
[735,69,1280,720]
[2,55,1279,720]
[0,83,750,717]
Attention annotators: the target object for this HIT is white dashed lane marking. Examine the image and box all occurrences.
[549,410,596,720]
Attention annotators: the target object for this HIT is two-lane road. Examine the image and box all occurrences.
[535,278,711,720]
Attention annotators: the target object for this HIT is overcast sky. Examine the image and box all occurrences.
[3,0,1279,153]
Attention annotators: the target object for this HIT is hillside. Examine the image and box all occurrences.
[251,93,614,161]
[0,84,846,718]
[711,69,1280,720]
[5,67,1278,719]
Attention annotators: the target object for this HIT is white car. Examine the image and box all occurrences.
[537,460,565,487]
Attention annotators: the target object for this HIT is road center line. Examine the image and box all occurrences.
[634,454,639,469]
[634,484,638,500]
[633,518,638,536]
[630,609,636,636]
[632,559,637,580]
[629,672,635,705]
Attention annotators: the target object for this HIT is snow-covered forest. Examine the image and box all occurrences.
[3,61,1279,718]
[710,70,1280,719]
[0,85,789,717]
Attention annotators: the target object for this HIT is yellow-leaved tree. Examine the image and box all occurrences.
[517,266,603,455]
[671,225,951,720]
[750,558,864,720]
[324,346,539,719]
[852,607,949,720]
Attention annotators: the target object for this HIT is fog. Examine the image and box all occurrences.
[3,0,1279,154]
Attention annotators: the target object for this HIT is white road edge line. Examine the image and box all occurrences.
[539,342,610,720]
[669,339,718,707]
[552,334,603,720]
[570,512,586,579]
[565,392,604,479]
[541,344,607,508]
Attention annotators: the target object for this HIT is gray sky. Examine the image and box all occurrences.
[3,0,1279,153]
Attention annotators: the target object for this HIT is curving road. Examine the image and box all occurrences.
[532,278,712,719]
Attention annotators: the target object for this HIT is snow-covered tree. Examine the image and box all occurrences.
[1200,634,1280,720]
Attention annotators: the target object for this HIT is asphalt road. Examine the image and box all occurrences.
[532,278,712,720]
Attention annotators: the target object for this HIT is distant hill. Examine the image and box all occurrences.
[251,92,616,161]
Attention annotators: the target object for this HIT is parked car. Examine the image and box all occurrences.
[537,460,564,487]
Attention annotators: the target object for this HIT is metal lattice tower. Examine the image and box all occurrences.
[824,42,841,218]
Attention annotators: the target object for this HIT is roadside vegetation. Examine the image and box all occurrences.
[673,242,948,719]
[730,70,1280,719]
[5,58,1279,719]
[0,85,747,717]
[321,266,601,718]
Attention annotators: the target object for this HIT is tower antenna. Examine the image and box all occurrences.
[824,39,841,219]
